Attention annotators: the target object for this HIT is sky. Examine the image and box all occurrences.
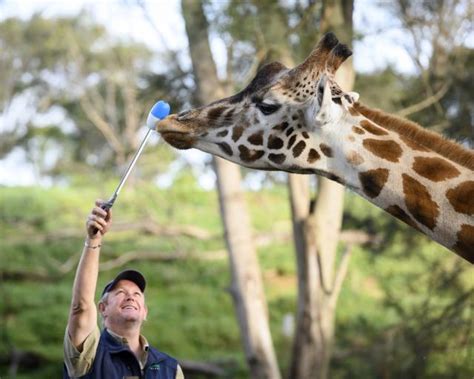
[0,0,420,74]
[0,0,470,187]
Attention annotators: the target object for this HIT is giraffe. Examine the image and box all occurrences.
[156,32,474,263]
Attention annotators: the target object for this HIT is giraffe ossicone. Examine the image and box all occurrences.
[157,32,474,263]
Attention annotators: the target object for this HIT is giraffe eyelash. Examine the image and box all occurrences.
[257,102,281,115]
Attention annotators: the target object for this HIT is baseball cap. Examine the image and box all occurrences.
[101,269,146,297]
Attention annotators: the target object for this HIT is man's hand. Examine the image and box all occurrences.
[86,199,112,239]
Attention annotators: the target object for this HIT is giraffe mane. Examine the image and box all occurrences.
[352,102,474,171]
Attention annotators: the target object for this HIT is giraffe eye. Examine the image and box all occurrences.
[256,102,281,116]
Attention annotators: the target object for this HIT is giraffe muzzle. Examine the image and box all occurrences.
[156,114,197,149]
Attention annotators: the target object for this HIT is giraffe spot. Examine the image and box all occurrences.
[288,135,297,149]
[348,107,360,117]
[273,121,289,131]
[286,127,294,137]
[208,106,227,120]
[452,224,474,263]
[268,153,286,164]
[352,125,365,135]
[385,205,420,231]
[217,142,233,156]
[239,145,264,163]
[359,168,389,198]
[360,120,388,136]
[216,130,228,137]
[363,139,403,162]
[268,135,284,149]
[224,108,235,118]
[399,135,430,152]
[412,156,460,182]
[319,144,333,157]
[307,149,320,163]
[293,140,306,158]
[232,126,244,142]
[248,131,264,145]
[446,181,474,215]
[402,174,439,230]
[346,150,364,166]
[302,131,309,139]
[348,135,355,142]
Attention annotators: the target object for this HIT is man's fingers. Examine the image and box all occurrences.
[89,214,107,226]
[87,199,112,236]
[92,206,108,218]
[105,208,112,222]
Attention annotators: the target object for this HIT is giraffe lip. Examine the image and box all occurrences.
[156,116,189,134]
[159,130,196,150]
[156,116,196,149]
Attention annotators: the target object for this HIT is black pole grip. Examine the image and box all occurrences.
[90,200,114,236]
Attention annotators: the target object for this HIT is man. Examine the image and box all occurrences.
[64,199,184,378]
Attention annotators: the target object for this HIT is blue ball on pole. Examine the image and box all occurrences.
[147,100,171,129]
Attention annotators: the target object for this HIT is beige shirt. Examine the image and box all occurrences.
[64,326,184,378]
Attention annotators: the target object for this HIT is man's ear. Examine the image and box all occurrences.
[98,301,106,315]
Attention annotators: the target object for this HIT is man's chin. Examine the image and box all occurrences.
[119,309,142,321]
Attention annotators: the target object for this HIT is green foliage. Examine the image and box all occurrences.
[1,184,472,378]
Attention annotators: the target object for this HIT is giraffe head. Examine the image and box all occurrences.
[157,33,357,175]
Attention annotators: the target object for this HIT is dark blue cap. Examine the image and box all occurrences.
[101,269,146,297]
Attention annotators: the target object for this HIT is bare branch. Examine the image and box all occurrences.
[330,244,353,309]
[99,250,186,271]
[397,81,450,117]
[79,95,125,157]
[111,219,213,239]
[121,80,141,147]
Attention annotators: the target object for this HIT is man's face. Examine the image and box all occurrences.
[100,280,148,327]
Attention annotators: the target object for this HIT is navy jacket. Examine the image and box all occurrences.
[64,329,178,379]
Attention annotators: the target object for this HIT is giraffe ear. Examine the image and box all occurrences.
[315,75,333,123]
[347,91,359,102]
[341,91,360,109]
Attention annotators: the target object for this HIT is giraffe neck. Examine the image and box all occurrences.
[312,103,474,262]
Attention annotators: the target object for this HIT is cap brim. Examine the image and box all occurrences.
[102,269,146,296]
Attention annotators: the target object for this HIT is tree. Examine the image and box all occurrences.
[287,2,354,378]
[207,1,355,377]
[181,1,281,378]
[0,13,181,182]
[393,0,473,143]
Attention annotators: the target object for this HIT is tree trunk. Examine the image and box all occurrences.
[181,2,281,378]
[288,1,354,378]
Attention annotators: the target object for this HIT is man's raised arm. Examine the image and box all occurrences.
[67,199,112,349]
